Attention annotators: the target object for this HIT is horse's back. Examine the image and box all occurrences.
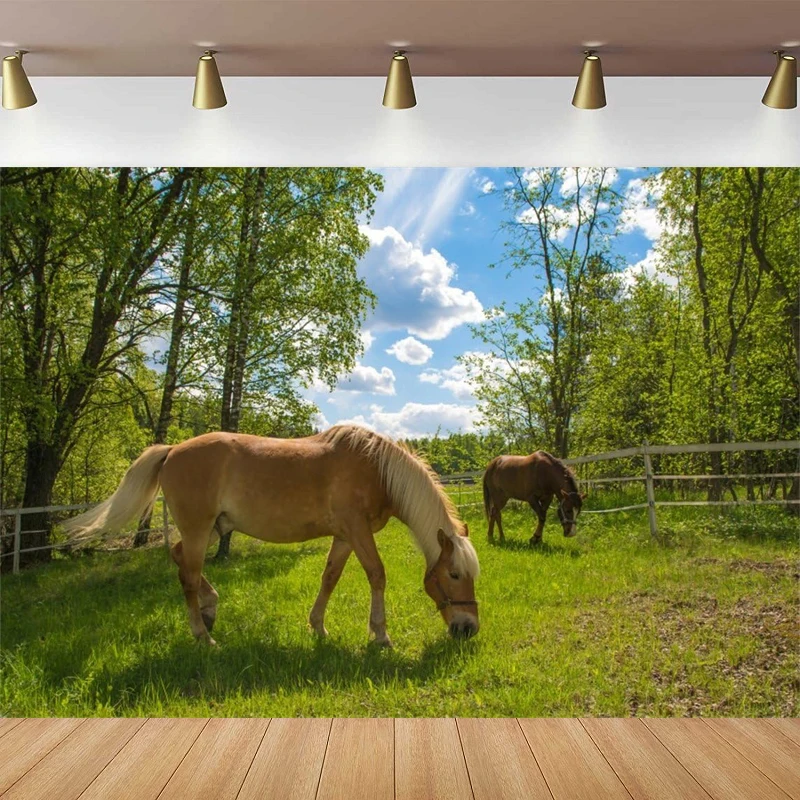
[159,430,388,542]
[486,451,552,500]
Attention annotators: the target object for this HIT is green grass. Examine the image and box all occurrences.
[1,502,797,717]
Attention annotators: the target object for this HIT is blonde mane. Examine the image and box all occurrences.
[319,425,479,578]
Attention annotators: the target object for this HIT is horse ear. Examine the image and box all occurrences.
[463,523,470,538]
[437,528,454,555]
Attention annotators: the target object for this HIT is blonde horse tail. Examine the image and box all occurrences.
[64,445,172,542]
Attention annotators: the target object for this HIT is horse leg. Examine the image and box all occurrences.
[198,576,219,633]
[495,506,506,543]
[529,497,550,546]
[309,537,352,637]
[487,508,496,543]
[350,529,392,647]
[172,533,215,645]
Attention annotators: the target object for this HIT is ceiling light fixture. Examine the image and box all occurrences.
[761,50,797,109]
[572,50,606,110]
[193,50,227,109]
[2,50,37,110]
[382,50,416,109]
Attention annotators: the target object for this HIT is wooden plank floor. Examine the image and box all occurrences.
[0,718,798,800]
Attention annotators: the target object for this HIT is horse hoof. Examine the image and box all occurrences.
[310,623,329,638]
[201,612,216,633]
[371,636,393,649]
[529,538,542,547]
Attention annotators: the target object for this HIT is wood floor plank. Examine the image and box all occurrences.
[766,718,800,748]
[457,718,552,800]
[2,718,144,800]
[0,718,85,795]
[704,719,800,799]
[0,719,24,743]
[78,718,208,800]
[519,718,631,800]
[395,718,474,800]
[316,718,394,800]
[237,718,331,800]
[156,718,269,800]
[644,718,791,800]
[581,718,712,800]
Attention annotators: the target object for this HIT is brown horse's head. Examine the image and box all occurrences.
[557,488,587,536]
[424,527,479,639]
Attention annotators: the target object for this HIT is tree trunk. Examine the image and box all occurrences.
[217,169,267,560]
[135,176,201,547]
[9,440,60,570]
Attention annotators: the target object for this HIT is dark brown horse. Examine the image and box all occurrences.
[483,452,586,545]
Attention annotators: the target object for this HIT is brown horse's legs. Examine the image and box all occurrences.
[495,508,506,543]
[350,531,392,647]
[529,497,550,546]
[172,535,215,645]
[309,537,352,637]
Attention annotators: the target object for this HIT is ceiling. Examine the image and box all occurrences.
[1,0,798,77]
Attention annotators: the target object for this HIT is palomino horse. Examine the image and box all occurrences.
[65,425,480,646]
[483,452,586,545]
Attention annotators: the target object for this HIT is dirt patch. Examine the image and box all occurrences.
[692,557,799,580]
[578,591,799,717]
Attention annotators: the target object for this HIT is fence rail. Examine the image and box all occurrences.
[1,499,172,574]
[2,440,797,570]
[440,440,799,539]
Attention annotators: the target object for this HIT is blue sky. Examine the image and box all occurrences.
[307,167,665,438]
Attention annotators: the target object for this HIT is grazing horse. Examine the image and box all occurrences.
[65,425,480,647]
[483,451,586,545]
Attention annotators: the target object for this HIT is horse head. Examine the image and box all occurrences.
[424,527,479,639]
[557,489,587,537]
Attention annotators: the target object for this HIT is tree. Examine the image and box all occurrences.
[1,168,190,565]
[466,168,621,456]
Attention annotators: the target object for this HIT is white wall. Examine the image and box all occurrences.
[0,77,798,166]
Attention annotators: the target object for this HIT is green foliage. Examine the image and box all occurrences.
[464,167,799,465]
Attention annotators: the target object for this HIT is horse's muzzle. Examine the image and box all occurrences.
[449,619,479,639]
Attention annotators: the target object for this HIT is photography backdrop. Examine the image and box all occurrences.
[0,77,798,167]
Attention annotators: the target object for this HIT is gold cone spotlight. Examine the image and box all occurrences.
[762,51,797,109]
[193,50,227,109]
[572,50,606,109]
[382,50,416,109]
[2,50,37,110]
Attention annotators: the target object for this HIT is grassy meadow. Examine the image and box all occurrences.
[1,499,797,718]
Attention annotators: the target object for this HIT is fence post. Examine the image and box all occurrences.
[12,511,22,574]
[162,498,171,556]
[643,440,658,540]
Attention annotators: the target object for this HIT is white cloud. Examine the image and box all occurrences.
[312,411,330,430]
[336,402,480,438]
[359,226,484,340]
[480,179,496,194]
[386,336,434,366]
[558,167,618,198]
[419,361,475,401]
[359,330,375,353]
[336,362,396,395]
[459,201,476,216]
[620,249,679,289]
[619,175,666,242]
[414,168,473,243]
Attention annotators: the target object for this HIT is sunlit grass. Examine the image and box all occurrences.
[1,501,797,717]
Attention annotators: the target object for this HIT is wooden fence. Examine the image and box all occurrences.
[439,440,800,539]
[1,440,797,572]
[0,500,173,575]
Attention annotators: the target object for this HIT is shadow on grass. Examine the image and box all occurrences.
[490,538,582,558]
